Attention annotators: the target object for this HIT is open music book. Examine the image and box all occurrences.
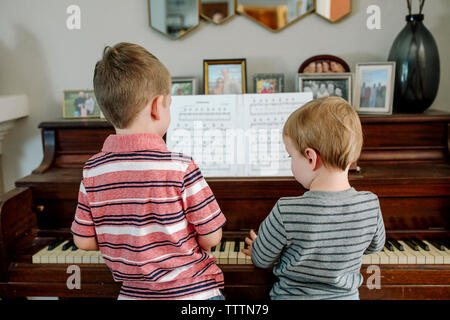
[166,92,313,177]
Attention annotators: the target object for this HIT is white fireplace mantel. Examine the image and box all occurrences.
[0,94,29,153]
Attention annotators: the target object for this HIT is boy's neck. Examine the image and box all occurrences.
[308,167,351,192]
[115,123,164,137]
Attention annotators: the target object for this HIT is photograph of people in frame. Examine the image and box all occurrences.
[204,59,247,94]
[354,62,395,114]
[298,73,352,104]
[171,77,196,96]
[63,90,101,118]
[253,74,284,94]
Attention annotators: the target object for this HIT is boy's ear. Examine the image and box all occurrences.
[305,148,321,171]
[150,95,165,121]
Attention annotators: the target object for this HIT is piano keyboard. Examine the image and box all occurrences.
[32,238,450,265]
[362,238,450,264]
[32,240,105,264]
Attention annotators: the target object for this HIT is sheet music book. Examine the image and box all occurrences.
[166,92,313,177]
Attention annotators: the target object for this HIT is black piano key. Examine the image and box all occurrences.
[385,240,395,251]
[404,239,419,251]
[71,244,78,251]
[62,240,74,251]
[428,239,446,251]
[211,246,216,251]
[387,238,404,251]
[219,241,226,252]
[439,238,450,250]
[412,238,429,251]
[234,239,240,252]
[47,240,64,251]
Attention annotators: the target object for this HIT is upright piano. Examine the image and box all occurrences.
[1,111,449,299]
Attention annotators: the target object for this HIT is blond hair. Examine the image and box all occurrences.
[283,97,363,170]
[93,42,171,129]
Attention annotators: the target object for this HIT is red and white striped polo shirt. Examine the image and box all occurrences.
[71,133,226,300]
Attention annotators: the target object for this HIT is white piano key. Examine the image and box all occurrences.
[48,241,70,264]
[423,240,444,264]
[238,242,246,264]
[229,241,239,264]
[41,242,66,263]
[362,255,371,264]
[370,253,380,264]
[377,251,389,264]
[32,246,49,264]
[416,246,435,264]
[382,248,398,264]
[217,241,229,264]
[391,246,408,264]
[399,241,420,264]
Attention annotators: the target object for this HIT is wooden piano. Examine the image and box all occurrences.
[1,111,449,300]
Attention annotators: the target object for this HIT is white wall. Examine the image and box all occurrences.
[0,0,449,192]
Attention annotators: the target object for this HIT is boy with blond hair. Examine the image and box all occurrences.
[71,43,226,300]
[243,97,385,300]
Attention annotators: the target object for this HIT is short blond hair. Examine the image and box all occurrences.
[93,42,171,129]
[283,97,363,170]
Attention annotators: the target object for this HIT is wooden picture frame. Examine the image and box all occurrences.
[354,62,396,115]
[297,73,353,104]
[203,58,247,94]
[63,90,101,119]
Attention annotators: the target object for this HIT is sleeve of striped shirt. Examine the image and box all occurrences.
[364,205,386,254]
[70,180,96,238]
[182,159,226,236]
[251,201,287,269]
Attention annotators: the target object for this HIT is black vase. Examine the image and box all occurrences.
[388,14,440,113]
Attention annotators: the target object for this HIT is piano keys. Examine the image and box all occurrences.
[33,238,450,265]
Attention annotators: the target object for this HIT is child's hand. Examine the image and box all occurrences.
[241,229,257,256]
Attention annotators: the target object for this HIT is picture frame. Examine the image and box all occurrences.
[298,55,351,74]
[354,62,396,115]
[171,77,197,96]
[253,73,284,94]
[63,90,101,119]
[297,73,353,104]
[203,58,247,94]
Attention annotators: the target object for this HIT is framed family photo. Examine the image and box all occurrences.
[297,73,352,104]
[354,62,396,114]
[171,77,197,96]
[203,58,247,94]
[253,73,284,94]
[63,90,101,118]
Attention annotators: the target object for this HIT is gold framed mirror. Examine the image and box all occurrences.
[200,0,237,24]
[315,0,352,23]
[236,0,315,32]
[148,0,201,39]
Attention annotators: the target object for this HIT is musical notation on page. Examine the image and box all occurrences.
[166,92,313,177]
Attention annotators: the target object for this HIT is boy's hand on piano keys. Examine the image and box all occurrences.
[242,229,257,256]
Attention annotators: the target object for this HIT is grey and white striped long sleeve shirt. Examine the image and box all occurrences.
[251,188,385,300]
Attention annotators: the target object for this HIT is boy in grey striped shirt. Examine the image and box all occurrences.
[242,97,385,300]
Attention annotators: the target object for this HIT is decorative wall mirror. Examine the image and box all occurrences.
[315,0,351,23]
[237,0,315,32]
[201,0,237,24]
[148,0,200,39]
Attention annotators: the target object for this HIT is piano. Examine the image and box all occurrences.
[0,111,449,300]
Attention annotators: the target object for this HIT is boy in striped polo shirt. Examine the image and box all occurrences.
[71,43,226,300]
[243,97,386,300]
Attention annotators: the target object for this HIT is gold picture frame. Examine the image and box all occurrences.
[63,90,101,119]
[203,59,247,94]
